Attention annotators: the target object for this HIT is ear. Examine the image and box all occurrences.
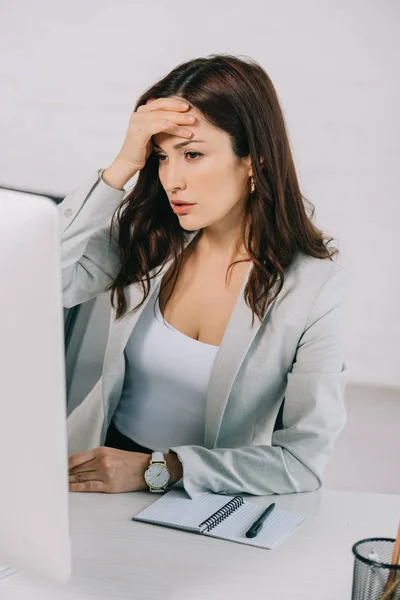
[246,155,264,177]
[243,155,253,177]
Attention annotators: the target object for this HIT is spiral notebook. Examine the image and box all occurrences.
[133,489,306,550]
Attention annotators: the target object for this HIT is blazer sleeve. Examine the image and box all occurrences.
[59,169,126,308]
[170,264,350,499]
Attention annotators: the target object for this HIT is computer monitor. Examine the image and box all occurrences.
[0,188,71,583]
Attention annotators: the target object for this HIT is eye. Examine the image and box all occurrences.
[155,151,203,162]
[184,151,203,160]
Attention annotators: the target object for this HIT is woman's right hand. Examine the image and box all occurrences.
[102,97,195,190]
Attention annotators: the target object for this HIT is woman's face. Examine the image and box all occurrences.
[152,99,253,232]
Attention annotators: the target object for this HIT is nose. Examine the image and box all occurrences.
[161,160,186,194]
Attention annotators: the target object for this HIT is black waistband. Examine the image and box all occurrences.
[104,420,153,454]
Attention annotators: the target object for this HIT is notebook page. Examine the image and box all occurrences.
[134,489,237,533]
[204,501,306,549]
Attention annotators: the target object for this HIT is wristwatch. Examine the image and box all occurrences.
[144,452,171,493]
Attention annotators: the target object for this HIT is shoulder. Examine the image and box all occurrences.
[287,251,349,291]
[281,251,350,321]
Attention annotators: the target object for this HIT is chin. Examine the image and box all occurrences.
[177,216,202,231]
[176,212,216,231]
[180,223,200,231]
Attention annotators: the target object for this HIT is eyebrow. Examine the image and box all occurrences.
[152,139,207,151]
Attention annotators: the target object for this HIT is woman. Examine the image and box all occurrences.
[64,54,349,499]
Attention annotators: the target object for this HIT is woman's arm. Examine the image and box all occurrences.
[59,167,131,308]
[170,266,350,499]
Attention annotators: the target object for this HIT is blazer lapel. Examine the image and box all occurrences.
[204,266,281,448]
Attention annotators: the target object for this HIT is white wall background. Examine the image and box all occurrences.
[1,0,398,388]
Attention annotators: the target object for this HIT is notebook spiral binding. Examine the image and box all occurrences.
[198,496,244,532]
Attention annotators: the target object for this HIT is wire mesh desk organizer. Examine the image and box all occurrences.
[352,523,400,600]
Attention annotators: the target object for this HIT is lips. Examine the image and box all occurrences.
[171,203,196,216]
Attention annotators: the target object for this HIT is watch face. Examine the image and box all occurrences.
[145,463,170,489]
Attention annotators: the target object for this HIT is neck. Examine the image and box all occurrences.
[193,220,249,265]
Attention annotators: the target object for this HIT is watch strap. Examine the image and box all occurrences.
[151,451,165,464]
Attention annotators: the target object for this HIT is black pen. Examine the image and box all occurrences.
[245,502,276,538]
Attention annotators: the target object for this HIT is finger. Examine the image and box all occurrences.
[137,109,195,127]
[144,97,190,110]
[69,459,100,475]
[69,470,105,484]
[68,450,97,471]
[69,479,107,493]
[138,97,190,113]
[144,115,195,139]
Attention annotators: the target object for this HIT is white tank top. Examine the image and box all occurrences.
[112,284,219,452]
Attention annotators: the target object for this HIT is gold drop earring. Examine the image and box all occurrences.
[250,175,255,194]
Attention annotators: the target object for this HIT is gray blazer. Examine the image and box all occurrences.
[61,169,350,499]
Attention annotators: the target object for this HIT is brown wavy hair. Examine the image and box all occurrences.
[106,53,338,324]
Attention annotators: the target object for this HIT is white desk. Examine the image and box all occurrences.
[1,489,399,599]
